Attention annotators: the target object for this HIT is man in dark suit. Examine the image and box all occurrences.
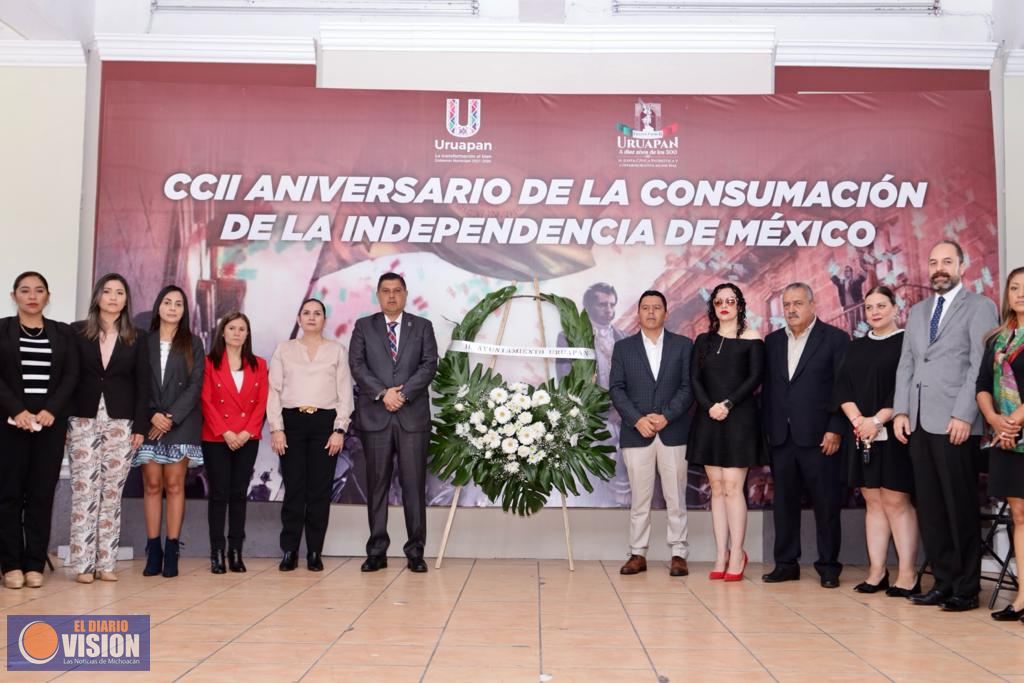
[609,290,693,577]
[762,282,850,588]
[893,240,998,611]
[349,273,438,573]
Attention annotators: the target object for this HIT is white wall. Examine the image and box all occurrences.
[1005,55,1024,272]
[0,41,86,322]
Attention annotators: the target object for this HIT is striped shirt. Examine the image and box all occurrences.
[19,327,51,396]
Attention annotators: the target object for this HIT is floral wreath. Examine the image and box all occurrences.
[430,285,616,516]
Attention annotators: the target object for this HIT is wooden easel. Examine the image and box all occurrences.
[434,279,575,570]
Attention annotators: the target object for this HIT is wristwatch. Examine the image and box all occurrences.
[722,399,733,411]
[333,428,346,435]
[871,417,884,430]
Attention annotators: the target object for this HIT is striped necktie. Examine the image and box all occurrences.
[387,321,398,362]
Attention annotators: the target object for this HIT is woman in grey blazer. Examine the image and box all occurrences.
[132,285,205,578]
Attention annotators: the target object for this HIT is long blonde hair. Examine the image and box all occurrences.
[84,273,137,345]
[985,266,1024,343]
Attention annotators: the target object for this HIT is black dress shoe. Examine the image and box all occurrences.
[885,579,922,599]
[910,588,952,606]
[821,577,840,589]
[307,552,324,572]
[853,571,889,594]
[227,548,247,573]
[991,604,1024,621]
[279,551,298,572]
[210,549,226,575]
[360,556,387,572]
[762,566,800,583]
[407,557,428,573]
[941,595,979,612]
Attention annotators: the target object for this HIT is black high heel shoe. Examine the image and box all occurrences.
[210,549,226,575]
[854,570,890,594]
[885,577,922,598]
[991,604,1024,621]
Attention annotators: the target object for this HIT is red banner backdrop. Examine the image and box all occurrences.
[95,78,997,508]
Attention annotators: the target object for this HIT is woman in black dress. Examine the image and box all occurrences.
[976,266,1024,622]
[834,286,919,597]
[689,283,765,581]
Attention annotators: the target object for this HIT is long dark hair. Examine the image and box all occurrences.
[706,283,747,337]
[84,273,136,345]
[208,311,258,372]
[149,285,195,372]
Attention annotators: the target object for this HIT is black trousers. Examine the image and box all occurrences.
[0,421,66,573]
[203,439,258,552]
[909,429,981,597]
[770,438,844,579]
[280,409,336,554]
[363,420,428,559]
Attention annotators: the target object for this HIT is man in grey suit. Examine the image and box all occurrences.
[609,290,693,577]
[349,273,438,573]
[893,240,999,611]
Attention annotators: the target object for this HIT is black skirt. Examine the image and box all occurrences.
[988,447,1024,498]
[846,438,914,494]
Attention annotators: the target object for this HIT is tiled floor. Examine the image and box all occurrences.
[2,558,1023,682]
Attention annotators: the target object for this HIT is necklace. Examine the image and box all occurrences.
[19,322,43,338]
[716,335,726,354]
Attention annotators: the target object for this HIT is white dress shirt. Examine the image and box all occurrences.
[642,329,664,379]
[785,317,817,380]
[930,281,963,330]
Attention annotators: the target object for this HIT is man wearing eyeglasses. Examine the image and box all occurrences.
[762,282,850,588]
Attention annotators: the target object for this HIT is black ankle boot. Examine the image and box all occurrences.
[227,548,246,573]
[162,538,180,578]
[210,549,226,574]
[143,537,163,576]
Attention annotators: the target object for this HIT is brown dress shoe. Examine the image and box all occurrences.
[670,556,689,577]
[620,555,647,575]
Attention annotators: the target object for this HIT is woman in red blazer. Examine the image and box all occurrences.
[200,312,268,574]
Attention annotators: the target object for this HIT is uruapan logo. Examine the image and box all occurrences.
[616,99,680,151]
[446,98,481,138]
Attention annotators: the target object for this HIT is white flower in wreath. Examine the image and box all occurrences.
[470,437,485,449]
[501,423,517,436]
[501,437,519,454]
[517,411,533,425]
[484,431,501,448]
[544,433,555,443]
[511,393,532,412]
[516,428,535,446]
[546,409,561,426]
[455,423,470,437]
[531,422,547,436]
[527,451,546,465]
[504,461,520,474]
[469,410,485,425]
[567,394,583,405]
[494,406,513,424]
[475,423,488,434]
[570,434,579,447]
[509,382,528,393]
[489,387,509,404]
[484,450,493,460]
[531,389,551,407]
[569,407,581,418]
[456,384,470,399]
[517,445,532,458]
[487,400,495,409]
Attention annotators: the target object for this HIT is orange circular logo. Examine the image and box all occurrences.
[19,621,59,664]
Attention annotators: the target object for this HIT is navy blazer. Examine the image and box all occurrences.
[349,311,438,433]
[762,320,849,448]
[609,330,694,448]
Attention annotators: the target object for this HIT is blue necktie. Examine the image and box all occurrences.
[929,295,945,344]
[387,321,398,362]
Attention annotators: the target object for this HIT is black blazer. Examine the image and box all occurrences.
[144,331,205,445]
[609,330,694,448]
[763,320,849,448]
[349,311,438,433]
[0,316,79,422]
[69,321,151,434]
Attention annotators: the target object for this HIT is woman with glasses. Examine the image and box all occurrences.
[688,283,765,582]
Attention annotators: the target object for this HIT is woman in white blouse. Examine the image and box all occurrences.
[268,298,353,572]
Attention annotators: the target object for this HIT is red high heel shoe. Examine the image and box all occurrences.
[723,551,748,582]
[708,551,729,580]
